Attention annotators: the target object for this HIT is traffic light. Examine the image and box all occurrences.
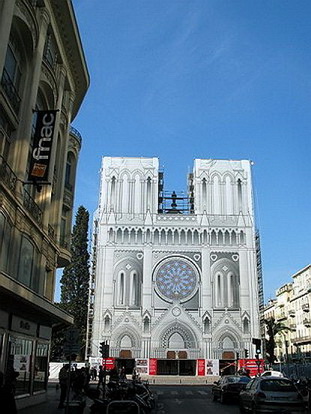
[252,338,261,354]
[244,348,249,358]
[99,341,109,358]
[99,341,104,357]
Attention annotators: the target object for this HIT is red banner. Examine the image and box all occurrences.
[238,359,264,377]
[149,358,157,375]
[197,359,205,376]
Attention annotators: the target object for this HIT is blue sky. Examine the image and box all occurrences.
[62,0,311,302]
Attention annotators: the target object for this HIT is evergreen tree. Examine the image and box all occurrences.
[56,206,90,359]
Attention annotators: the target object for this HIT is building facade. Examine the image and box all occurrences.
[0,0,89,408]
[263,265,311,363]
[88,157,262,375]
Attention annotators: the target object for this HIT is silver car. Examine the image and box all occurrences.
[239,376,306,413]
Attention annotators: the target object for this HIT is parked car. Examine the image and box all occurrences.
[239,376,306,413]
[261,370,284,378]
[212,375,251,403]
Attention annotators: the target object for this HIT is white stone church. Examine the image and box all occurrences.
[87,157,263,375]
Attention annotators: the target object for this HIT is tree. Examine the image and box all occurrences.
[264,317,290,364]
[56,206,90,360]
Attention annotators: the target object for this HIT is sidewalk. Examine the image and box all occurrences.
[19,384,91,414]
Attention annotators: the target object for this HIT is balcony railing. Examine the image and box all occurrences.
[23,188,42,225]
[277,312,286,321]
[69,126,82,145]
[63,188,73,208]
[0,155,17,192]
[302,303,310,312]
[1,68,21,114]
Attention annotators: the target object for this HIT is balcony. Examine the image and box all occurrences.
[23,188,42,225]
[289,309,295,317]
[303,317,311,327]
[302,303,310,312]
[0,155,17,192]
[63,187,73,209]
[276,312,286,321]
[69,126,82,146]
[1,68,21,114]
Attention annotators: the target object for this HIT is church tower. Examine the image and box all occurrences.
[87,157,261,374]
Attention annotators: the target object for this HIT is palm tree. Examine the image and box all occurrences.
[264,317,290,364]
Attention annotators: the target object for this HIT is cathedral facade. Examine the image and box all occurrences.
[88,157,262,373]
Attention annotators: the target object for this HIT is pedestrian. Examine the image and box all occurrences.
[58,364,69,409]
[0,371,17,414]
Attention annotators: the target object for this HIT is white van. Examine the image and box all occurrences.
[261,370,284,377]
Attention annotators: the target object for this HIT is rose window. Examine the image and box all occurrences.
[155,258,198,301]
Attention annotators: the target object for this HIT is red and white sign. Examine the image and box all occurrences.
[149,358,157,375]
[197,359,205,376]
[238,359,264,377]
[101,357,115,370]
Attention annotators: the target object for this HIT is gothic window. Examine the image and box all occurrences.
[212,175,221,214]
[214,263,240,308]
[146,177,152,210]
[111,176,116,209]
[154,257,198,302]
[225,175,233,214]
[120,335,132,348]
[202,178,207,210]
[104,315,111,332]
[130,271,138,306]
[203,317,210,334]
[118,272,125,305]
[168,332,184,349]
[237,179,242,212]
[143,317,150,333]
[243,318,249,334]
[240,231,245,244]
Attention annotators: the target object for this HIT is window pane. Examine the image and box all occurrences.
[7,336,33,396]
[18,237,34,287]
[33,342,49,392]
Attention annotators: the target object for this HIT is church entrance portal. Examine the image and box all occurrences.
[157,359,196,376]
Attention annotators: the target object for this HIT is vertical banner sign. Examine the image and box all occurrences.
[197,359,205,376]
[28,110,57,182]
[148,358,157,375]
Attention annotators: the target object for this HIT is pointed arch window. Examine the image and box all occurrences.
[237,179,242,212]
[243,318,249,334]
[146,177,152,210]
[143,316,150,333]
[118,271,125,305]
[203,317,210,334]
[202,178,207,210]
[104,315,111,332]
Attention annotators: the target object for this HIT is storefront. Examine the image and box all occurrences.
[0,279,73,410]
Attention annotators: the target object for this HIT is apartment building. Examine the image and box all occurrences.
[0,0,89,408]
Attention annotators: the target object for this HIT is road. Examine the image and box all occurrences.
[151,385,240,414]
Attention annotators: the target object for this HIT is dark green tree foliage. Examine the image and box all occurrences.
[60,206,90,358]
[264,317,289,364]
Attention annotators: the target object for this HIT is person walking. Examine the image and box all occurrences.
[0,371,17,414]
[58,364,69,409]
